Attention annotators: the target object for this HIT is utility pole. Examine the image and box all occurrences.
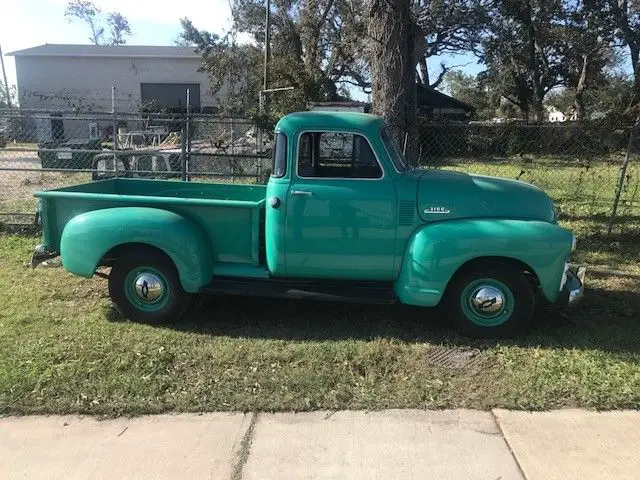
[0,44,12,108]
[262,0,271,112]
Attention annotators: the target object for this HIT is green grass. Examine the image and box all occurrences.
[1,233,640,415]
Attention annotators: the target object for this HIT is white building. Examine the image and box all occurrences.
[8,44,225,141]
[547,106,567,123]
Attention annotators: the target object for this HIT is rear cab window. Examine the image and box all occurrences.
[271,132,287,178]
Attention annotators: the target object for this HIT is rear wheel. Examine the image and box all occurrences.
[108,248,191,324]
[445,261,534,338]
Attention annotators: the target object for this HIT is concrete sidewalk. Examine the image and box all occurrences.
[1,409,639,480]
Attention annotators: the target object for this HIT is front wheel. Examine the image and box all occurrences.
[108,248,192,324]
[445,261,535,338]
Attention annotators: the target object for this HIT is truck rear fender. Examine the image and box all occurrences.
[60,207,213,292]
[394,219,574,306]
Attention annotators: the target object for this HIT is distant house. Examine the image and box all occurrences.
[8,44,225,142]
[547,105,579,123]
[416,85,474,121]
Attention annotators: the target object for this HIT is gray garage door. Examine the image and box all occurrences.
[140,83,201,111]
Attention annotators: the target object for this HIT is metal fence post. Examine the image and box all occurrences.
[608,117,639,234]
[186,89,191,181]
[180,121,187,181]
[111,85,117,165]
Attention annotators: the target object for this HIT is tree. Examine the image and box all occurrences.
[65,0,104,45]
[557,0,616,120]
[64,1,132,46]
[608,0,640,110]
[106,12,132,46]
[482,0,566,122]
[182,0,372,119]
[0,84,17,109]
[416,0,490,88]
[368,0,420,161]
[443,70,498,119]
[546,74,633,119]
[180,19,264,116]
[230,0,370,95]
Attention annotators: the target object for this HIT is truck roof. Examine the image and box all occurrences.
[275,111,386,134]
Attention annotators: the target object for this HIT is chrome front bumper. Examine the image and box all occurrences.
[556,266,586,307]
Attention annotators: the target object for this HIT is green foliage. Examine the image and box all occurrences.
[546,76,634,119]
[181,19,264,117]
[181,0,369,119]
[442,70,499,120]
[481,0,568,121]
[64,0,132,46]
[106,12,132,46]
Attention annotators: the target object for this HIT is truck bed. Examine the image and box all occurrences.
[36,178,266,268]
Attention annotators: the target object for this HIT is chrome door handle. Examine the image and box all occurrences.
[291,190,313,196]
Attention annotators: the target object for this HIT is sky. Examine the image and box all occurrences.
[0,0,484,101]
[1,0,235,85]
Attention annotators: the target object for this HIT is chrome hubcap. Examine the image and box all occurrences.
[133,273,163,303]
[470,286,504,316]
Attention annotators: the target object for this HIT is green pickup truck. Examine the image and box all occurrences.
[32,112,584,337]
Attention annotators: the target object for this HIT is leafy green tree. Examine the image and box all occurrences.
[482,0,566,122]
[106,12,132,46]
[557,0,617,120]
[608,0,640,111]
[182,0,370,122]
[442,70,498,120]
[64,1,132,46]
[416,0,490,87]
[180,20,264,117]
[546,75,633,119]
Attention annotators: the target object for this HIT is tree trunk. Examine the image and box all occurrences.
[531,99,545,123]
[573,54,589,121]
[417,57,429,86]
[630,45,640,111]
[369,0,419,163]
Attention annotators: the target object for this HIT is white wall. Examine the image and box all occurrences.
[15,55,220,112]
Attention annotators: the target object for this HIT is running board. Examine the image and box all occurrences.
[199,277,397,304]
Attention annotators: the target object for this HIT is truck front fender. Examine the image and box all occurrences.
[60,207,213,292]
[394,219,574,306]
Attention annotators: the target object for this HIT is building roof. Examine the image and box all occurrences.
[276,111,385,134]
[417,85,474,112]
[7,44,199,58]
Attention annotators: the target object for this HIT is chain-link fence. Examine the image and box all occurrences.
[405,120,640,240]
[1,108,638,255]
[0,108,272,223]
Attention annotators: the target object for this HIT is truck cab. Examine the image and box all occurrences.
[32,111,584,338]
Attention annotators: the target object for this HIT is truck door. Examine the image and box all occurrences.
[285,131,397,280]
[265,131,289,276]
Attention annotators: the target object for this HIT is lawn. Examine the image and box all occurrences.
[1,233,639,416]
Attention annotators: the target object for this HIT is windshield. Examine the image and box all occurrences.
[380,126,408,172]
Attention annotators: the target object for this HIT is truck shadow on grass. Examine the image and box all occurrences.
[106,281,640,355]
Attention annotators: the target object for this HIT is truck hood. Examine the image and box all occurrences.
[417,169,555,223]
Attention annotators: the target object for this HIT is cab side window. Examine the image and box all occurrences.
[297,132,382,179]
